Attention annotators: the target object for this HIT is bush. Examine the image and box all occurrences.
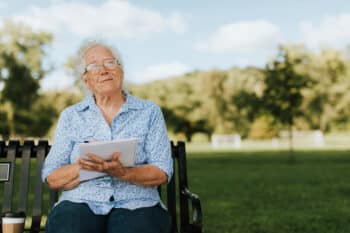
[191,132,210,143]
[249,115,278,139]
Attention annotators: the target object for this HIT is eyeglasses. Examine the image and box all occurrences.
[85,58,121,74]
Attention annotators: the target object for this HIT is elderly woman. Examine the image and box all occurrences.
[42,40,173,233]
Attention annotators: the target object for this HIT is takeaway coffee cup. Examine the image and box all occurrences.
[2,212,25,233]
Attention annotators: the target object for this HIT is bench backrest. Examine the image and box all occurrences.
[0,140,195,233]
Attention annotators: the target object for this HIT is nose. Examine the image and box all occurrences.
[98,64,108,74]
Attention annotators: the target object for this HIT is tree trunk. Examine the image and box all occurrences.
[288,122,294,163]
[185,131,192,142]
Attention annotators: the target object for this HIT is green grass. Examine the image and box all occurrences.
[3,149,350,233]
[186,150,350,233]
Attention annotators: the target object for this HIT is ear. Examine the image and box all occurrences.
[82,74,88,84]
[82,74,92,89]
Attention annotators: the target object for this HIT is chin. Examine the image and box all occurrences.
[97,86,122,96]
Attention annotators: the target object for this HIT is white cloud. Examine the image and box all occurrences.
[167,13,186,34]
[195,20,282,54]
[10,0,186,39]
[131,62,191,83]
[41,69,74,90]
[300,13,350,49]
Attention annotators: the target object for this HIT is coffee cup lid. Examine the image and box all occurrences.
[2,211,26,218]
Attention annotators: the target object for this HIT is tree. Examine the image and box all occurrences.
[230,67,265,137]
[130,74,213,141]
[0,21,54,138]
[161,107,209,141]
[302,49,347,131]
[262,46,310,160]
[129,44,350,143]
[0,109,10,139]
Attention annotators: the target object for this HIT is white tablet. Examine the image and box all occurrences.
[79,138,137,181]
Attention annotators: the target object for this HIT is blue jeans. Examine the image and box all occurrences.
[46,201,172,233]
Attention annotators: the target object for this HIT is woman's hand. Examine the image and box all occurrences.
[79,153,168,187]
[79,152,127,179]
[46,163,81,191]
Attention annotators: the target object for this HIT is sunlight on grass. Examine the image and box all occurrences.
[2,145,350,233]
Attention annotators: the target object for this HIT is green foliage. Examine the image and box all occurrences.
[0,109,10,139]
[249,115,278,139]
[300,48,348,131]
[0,21,54,138]
[39,90,83,138]
[130,68,265,140]
[130,72,214,141]
[0,21,52,81]
[262,47,310,126]
[63,42,350,142]
[261,46,310,157]
[1,53,40,108]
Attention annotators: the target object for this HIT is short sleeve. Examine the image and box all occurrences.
[41,109,74,182]
[144,105,173,183]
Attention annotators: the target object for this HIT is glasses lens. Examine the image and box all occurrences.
[85,59,120,73]
[86,63,99,73]
[104,59,118,69]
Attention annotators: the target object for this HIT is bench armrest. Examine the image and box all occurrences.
[182,188,203,232]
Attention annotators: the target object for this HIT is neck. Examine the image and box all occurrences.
[94,91,125,110]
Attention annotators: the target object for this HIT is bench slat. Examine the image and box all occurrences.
[0,141,5,158]
[2,140,19,213]
[18,141,33,213]
[30,141,48,233]
[177,141,190,233]
[168,141,179,233]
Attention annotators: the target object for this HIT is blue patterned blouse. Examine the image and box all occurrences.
[42,91,173,215]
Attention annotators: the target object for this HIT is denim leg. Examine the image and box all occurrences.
[107,204,171,233]
[46,200,107,233]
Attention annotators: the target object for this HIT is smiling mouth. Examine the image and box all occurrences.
[99,78,113,83]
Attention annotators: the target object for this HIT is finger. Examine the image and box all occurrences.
[104,161,118,170]
[112,152,121,161]
[77,158,85,168]
[80,163,95,171]
[102,161,113,170]
[77,158,82,167]
[102,162,109,170]
[83,164,103,171]
[80,158,98,167]
[80,160,103,171]
[87,153,105,163]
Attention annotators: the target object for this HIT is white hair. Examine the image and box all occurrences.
[76,39,127,93]
[77,39,124,75]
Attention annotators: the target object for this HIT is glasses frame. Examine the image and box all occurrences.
[84,58,121,74]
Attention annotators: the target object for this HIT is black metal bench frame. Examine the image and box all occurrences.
[0,140,202,233]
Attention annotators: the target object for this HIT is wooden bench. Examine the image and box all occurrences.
[0,140,202,233]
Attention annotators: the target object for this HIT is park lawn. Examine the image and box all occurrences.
[185,150,350,233]
[2,150,350,233]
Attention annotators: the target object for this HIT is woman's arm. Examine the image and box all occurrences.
[121,165,168,186]
[46,163,81,190]
[42,109,77,190]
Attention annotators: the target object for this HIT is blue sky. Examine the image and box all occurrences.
[1,0,350,90]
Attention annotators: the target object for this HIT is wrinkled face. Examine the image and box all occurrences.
[82,45,123,96]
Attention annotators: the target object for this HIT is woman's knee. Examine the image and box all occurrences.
[107,204,171,233]
[46,201,105,233]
